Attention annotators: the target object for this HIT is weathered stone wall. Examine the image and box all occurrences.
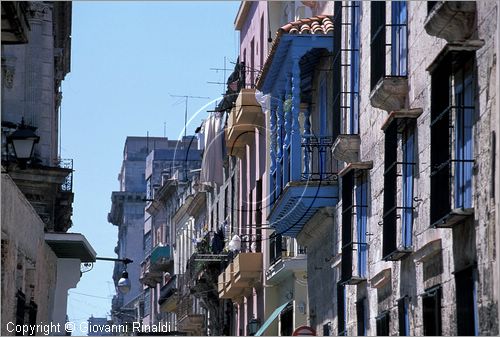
[1,173,58,335]
[338,1,498,336]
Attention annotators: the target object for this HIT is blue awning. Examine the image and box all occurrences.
[255,301,291,336]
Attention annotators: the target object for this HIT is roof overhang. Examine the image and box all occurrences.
[45,232,96,262]
[258,33,333,95]
[234,1,253,30]
[268,181,339,237]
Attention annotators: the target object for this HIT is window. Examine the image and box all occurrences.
[146,177,153,200]
[332,1,342,139]
[269,233,282,265]
[422,286,442,336]
[391,1,408,76]
[28,300,37,335]
[371,2,408,90]
[356,298,367,336]
[350,1,361,134]
[455,266,479,335]
[430,52,475,226]
[370,2,386,90]
[334,1,361,135]
[356,172,368,278]
[402,125,415,248]
[16,290,26,330]
[454,60,474,209]
[144,289,151,317]
[250,38,255,87]
[341,171,354,283]
[144,231,152,256]
[337,283,347,335]
[260,14,265,68]
[376,311,390,336]
[341,170,369,282]
[398,297,410,336]
[383,120,416,260]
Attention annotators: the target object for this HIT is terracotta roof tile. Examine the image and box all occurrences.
[279,15,333,35]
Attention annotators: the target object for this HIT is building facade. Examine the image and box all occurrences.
[140,138,202,332]
[1,2,96,335]
[330,1,498,336]
[108,136,173,326]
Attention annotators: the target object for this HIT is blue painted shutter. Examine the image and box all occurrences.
[454,61,474,208]
[319,79,327,178]
[356,174,367,278]
[350,2,361,134]
[398,297,410,336]
[402,126,414,248]
[391,1,407,76]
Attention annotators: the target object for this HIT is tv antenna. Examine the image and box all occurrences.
[208,56,234,94]
[170,94,210,137]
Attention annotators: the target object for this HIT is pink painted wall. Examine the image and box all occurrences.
[238,1,269,89]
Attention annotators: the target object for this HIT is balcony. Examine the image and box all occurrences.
[380,109,423,132]
[150,244,172,272]
[269,136,339,238]
[177,294,204,334]
[139,257,162,288]
[225,89,265,158]
[424,1,477,42]
[178,314,204,335]
[266,255,306,285]
[432,208,474,228]
[6,158,75,232]
[219,253,263,300]
[369,76,408,112]
[158,275,178,313]
[332,134,361,163]
[266,235,307,284]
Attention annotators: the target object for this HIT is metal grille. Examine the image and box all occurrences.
[341,171,353,283]
[301,135,338,181]
[58,158,73,192]
[430,51,475,226]
[422,286,442,336]
[370,2,386,90]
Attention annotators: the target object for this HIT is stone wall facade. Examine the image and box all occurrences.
[333,1,498,336]
[1,174,58,335]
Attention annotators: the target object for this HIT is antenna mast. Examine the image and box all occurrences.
[170,94,210,137]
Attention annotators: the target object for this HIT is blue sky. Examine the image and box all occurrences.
[61,1,240,333]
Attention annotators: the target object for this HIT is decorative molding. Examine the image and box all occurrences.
[28,2,51,21]
[2,56,17,89]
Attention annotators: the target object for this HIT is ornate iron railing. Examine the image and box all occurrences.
[301,135,338,181]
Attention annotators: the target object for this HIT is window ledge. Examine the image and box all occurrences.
[332,134,361,163]
[432,208,474,228]
[381,108,423,132]
[341,276,366,286]
[369,76,408,112]
[427,40,485,73]
[338,161,373,177]
[424,1,477,42]
[383,247,413,261]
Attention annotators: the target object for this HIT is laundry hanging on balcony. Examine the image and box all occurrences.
[200,112,224,187]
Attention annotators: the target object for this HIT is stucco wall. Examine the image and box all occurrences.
[1,173,58,335]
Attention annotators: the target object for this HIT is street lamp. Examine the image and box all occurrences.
[7,118,40,166]
[94,257,133,295]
